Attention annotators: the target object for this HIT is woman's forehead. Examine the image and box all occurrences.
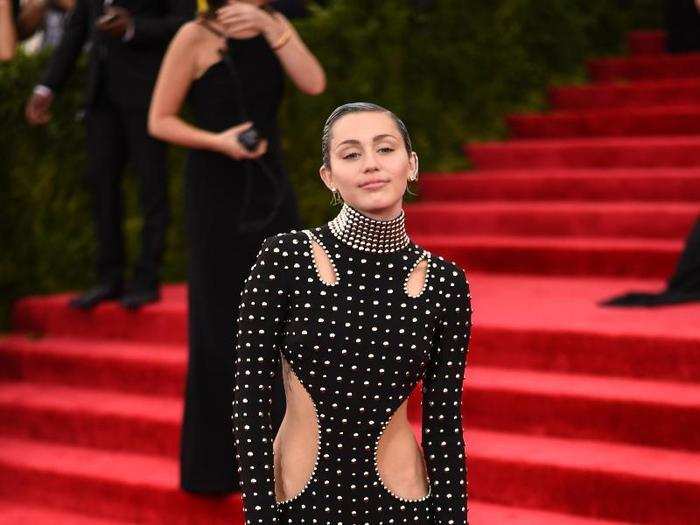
[331,112,399,144]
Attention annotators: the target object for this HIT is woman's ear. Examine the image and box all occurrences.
[409,151,419,180]
[319,164,335,191]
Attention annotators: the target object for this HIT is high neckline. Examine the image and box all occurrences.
[327,202,411,253]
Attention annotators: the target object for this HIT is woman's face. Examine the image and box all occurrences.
[320,111,417,219]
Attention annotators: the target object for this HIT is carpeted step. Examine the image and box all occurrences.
[412,233,681,278]
[9,273,699,384]
[464,428,700,524]
[4,355,699,459]
[417,168,700,202]
[508,105,700,138]
[11,289,188,344]
[627,30,666,56]
[461,366,700,451]
[550,79,700,110]
[0,501,131,524]
[0,437,241,524]
[0,382,181,457]
[3,428,699,525]
[588,53,700,82]
[466,135,700,169]
[406,201,698,239]
[0,335,185,396]
[468,272,700,382]
[0,499,628,525]
[469,501,631,524]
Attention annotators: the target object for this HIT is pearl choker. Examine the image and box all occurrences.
[328,202,410,253]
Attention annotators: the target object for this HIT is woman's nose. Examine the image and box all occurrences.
[363,151,380,172]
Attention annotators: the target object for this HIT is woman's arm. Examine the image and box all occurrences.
[148,21,267,160]
[421,264,472,525]
[0,0,17,61]
[262,12,325,95]
[217,5,326,95]
[232,233,292,524]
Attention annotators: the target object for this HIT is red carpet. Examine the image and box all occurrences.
[2,29,700,523]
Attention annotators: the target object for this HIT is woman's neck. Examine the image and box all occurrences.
[328,202,410,254]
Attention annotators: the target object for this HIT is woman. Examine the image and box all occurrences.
[232,102,472,523]
[148,0,325,494]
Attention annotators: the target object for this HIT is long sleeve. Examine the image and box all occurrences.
[422,266,472,525]
[128,0,195,47]
[40,0,89,92]
[232,234,290,524]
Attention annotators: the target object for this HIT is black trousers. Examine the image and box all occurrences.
[84,90,169,289]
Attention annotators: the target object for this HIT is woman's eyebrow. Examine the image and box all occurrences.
[373,134,398,142]
[335,139,361,149]
[335,134,398,150]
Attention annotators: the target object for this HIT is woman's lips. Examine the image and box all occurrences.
[360,180,389,190]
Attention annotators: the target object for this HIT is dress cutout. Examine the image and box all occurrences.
[233,202,472,523]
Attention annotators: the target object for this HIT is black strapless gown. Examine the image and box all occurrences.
[179,33,302,493]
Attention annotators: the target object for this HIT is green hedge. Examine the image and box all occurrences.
[0,0,661,327]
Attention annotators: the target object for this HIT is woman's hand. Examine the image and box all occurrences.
[212,121,268,160]
[216,2,274,39]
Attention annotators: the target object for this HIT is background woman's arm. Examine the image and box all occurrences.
[148,22,266,160]
[216,4,326,95]
[148,23,219,149]
[262,12,326,95]
[0,0,18,61]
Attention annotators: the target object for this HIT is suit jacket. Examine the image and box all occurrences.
[41,0,195,110]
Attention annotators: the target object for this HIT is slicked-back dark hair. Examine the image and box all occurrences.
[321,102,413,168]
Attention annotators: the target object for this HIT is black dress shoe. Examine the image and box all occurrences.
[68,283,123,310]
[120,287,160,310]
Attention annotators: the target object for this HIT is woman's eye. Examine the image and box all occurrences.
[343,152,360,160]
[378,147,394,153]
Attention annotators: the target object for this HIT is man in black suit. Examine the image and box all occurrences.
[25,0,195,310]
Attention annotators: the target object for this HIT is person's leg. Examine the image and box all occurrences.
[666,217,700,293]
[85,100,128,287]
[665,0,700,53]
[69,98,129,309]
[121,109,170,304]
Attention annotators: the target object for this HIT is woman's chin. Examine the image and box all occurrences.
[350,192,402,214]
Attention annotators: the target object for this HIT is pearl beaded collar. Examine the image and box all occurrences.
[328,202,411,253]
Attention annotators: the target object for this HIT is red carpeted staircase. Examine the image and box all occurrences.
[2,30,700,524]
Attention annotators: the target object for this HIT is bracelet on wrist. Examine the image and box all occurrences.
[270,27,291,50]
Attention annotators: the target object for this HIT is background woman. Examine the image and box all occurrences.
[148,0,325,494]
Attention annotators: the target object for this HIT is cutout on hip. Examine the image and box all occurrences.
[302,229,339,286]
[274,355,321,505]
[374,398,431,502]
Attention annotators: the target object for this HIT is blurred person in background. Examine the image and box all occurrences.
[148,0,324,495]
[24,0,196,310]
[12,0,75,51]
[602,218,700,306]
[0,0,19,60]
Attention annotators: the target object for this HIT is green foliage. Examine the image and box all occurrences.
[0,0,661,327]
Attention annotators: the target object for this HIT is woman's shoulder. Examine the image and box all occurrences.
[411,243,470,301]
[411,242,468,281]
[260,229,310,256]
[173,19,210,45]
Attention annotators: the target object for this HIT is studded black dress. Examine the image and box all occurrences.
[232,202,472,524]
